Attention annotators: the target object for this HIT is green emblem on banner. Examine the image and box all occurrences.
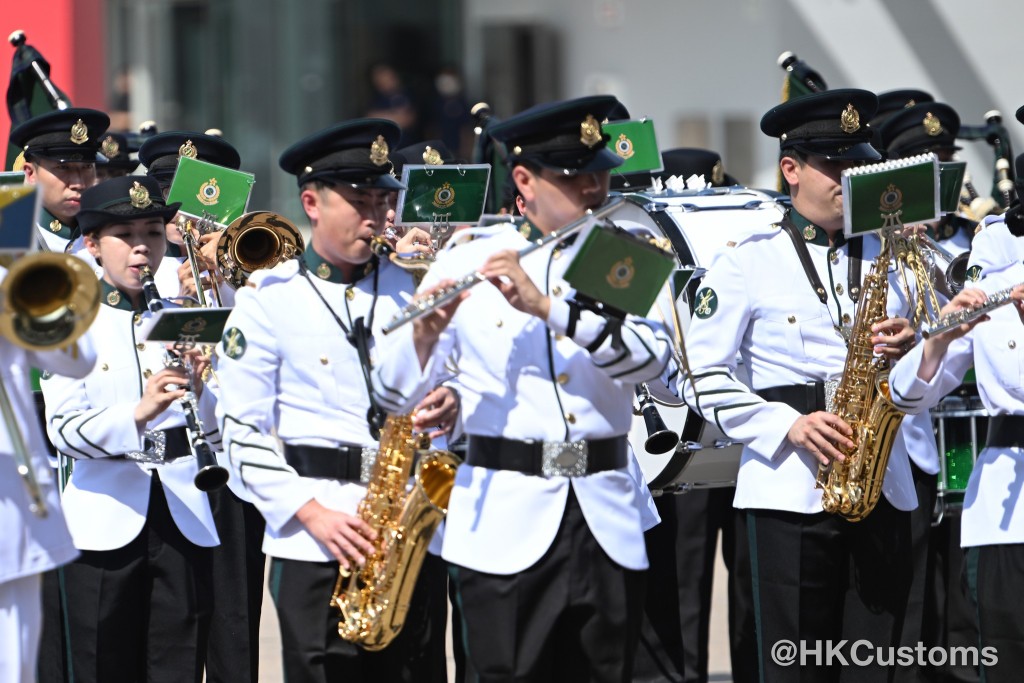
[841,154,940,236]
[222,326,247,359]
[965,265,982,282]
[602,119,663,176]
[396,164,491,226]
[167,156,255,227]
[694,288,718,319]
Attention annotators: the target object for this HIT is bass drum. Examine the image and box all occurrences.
[615,187,788,493]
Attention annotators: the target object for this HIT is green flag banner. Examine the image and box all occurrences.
[396,164,491,226]
[6,34,72,170]
[603,120,663,176]
[139,307,232,345]
[563,225,676,317]
[938,161,967,214]
[0,183,38,252]
[167,156,254,226]
[841,154,939,236]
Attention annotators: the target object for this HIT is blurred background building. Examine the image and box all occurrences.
[4,0,1022,224]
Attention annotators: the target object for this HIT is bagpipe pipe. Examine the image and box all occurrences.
[958,110,1016,214]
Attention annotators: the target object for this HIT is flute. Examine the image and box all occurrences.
[920,284,1023,339]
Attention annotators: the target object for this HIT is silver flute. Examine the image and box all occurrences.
[380,196,625,335]
[921,284,1023,339]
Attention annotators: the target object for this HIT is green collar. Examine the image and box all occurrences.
[302,246,375,285]
[40,207,76,241]
[789,209,846,248]
[100,279,145,312]
[517,219,545,243]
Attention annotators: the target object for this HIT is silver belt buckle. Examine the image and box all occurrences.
[359,447,378,484]
[125,429,168,463]
[541,440,589,477]
[823,378,841,414]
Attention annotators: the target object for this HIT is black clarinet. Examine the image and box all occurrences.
[139,266,228,491]
[636,383,679,455]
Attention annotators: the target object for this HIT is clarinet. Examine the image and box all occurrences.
[139,266,229,491]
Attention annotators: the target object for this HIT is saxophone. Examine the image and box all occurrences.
[815,233,906,522]
[330,414,459,650]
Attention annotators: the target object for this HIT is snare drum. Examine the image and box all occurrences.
[617,187,787,493]
[933,381,990,514]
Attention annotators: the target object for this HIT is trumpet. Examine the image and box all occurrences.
[381,196,626,335]
[0,252,100,517]
[138,266,229,491]
[914,232,970,296]
[216,211,304,288]
[920,283,1023,339]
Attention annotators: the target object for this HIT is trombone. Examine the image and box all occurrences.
[0,252,100,516]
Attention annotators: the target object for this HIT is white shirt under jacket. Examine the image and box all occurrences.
[41,284,220,551]
[0,289,96,583]
[678,222,926,514]
[214,253,425,563]
[374,220,673,574]
[889,246,1024,547]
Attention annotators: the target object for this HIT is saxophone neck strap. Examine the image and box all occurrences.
[778,217,863,305]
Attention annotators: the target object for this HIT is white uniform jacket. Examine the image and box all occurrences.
[678,219,926,514]
[967,217,1024,280]
[374,221,673,574]
[0,286,96,584]
[35,209,75,254]
[42,281,220,551]
[890,256,1024,547]
[215,250,421,563]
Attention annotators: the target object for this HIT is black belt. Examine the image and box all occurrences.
[466,435,628,477]
[283,444,368,482]
[116,427,190,462]
[985,415,1024,449]
[755,382,826,414]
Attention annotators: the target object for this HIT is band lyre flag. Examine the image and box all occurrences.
[167,156,254,227]
[396,164,491,226]
[841,154,939,236]
[0,183,38,252]
[139,307,232,345]
[938,161,967,214]
[603,119,663,176]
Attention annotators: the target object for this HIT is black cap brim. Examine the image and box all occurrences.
[27,148,100,164]
[792,141,882,162]
[76,202,182,234]
[530,147,623,174]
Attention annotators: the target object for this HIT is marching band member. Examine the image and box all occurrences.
[0,293,96,683]
[374,95,673,682]
[214,118,453,683]
[8,108,108,252]
[41,176,220,683]
[95,131,139,180]
[888,250,1024,682]
[678,90,924,683]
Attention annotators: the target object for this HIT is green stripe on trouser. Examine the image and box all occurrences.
[747,511,765,683]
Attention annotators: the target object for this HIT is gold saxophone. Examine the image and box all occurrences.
[330,414,460,650]
[815,234,905,522]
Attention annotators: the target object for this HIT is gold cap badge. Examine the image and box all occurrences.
[179,140,198,159]
[923,112,942,136]
[70,119,89,145]
[101,135,120,158]
[422,146,443,165]
[840,104,860,134]
[370,135,390,166]
[130,181,152,209]
[580,115,603,148]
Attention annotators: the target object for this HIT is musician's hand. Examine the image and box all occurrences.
[413,386,459,439]
[917,288,991,383]
[481,249,550,320]
[294,499,377,569]
[411,279,467,369]
[395,227,434,258]
[197,232,222,275]
[870,317,915,358]
[786,411,855,466]
[134,366,188,428]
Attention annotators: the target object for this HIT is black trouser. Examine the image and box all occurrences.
[632,488,758,683]
[965,544,1024,683]
[269,552,448,683]
[896,462,939,683]
[61,475,215,683]
[204,487,266,683]
[923,514,979,683]
[450,489,647,683]
[747,498,912,683]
